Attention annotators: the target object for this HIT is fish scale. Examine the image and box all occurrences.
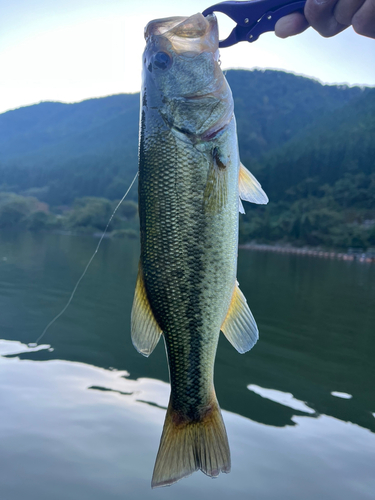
[131,12,267,488]
[140,118,236,415]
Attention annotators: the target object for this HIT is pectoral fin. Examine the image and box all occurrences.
[239,198,245,214]
[221,282,259,353]
[239,163,269,209]
[204,147,228,214]
[131,263,162,357]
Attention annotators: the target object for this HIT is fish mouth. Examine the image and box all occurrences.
[144,16,188,38]
[145,13,218,56]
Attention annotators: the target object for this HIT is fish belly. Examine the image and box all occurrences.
[139,113,239,418]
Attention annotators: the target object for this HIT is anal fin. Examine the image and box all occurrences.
[131,263,162,357]
[221,282,259,353]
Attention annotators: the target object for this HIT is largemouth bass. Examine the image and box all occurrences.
[131,12,268,488]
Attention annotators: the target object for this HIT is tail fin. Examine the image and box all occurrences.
[151,398,231,488]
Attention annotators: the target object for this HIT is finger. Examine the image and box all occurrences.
[333,0,365,26]
[275,12,310,38]
[304,0,348,36]
[352,0,375,37]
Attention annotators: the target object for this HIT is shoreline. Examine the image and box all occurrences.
[239,243,375,263]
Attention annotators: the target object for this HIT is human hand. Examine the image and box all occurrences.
[275,0,375,39]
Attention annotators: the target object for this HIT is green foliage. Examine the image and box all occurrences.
[0,69,374,249]
[226,69,362,160]
[110,228,138,239]
[0,193,44,228]
[240,183,375,250]
[253,88,375,201]
[66,197,113,231]
[237,86,375,250]
[0,94,139,206]
[0,70,363,206]
[113,200,138,219]
[0,192,138,237]
[22,210,60,231]
[64,197,139,233]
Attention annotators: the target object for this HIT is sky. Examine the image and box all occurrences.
[0,0,374,114]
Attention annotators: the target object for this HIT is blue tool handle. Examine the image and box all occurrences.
[203,0,307,47]
[244,0,306,44]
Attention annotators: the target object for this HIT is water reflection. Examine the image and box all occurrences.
[1,340,375,500]
[1,231,375,498]
[0,340,51,356]
[331,391,353,399]
[247,384,316,415]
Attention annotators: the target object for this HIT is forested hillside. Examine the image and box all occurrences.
[226,70,362,161]
[240,85,375,248]
[0,94,140,204]
[0,69,374,249]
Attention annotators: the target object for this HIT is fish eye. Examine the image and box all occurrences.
[153,52,171,70]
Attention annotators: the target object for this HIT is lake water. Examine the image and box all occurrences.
[0,231,374,500]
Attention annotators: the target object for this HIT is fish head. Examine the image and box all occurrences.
[142,13,233,140]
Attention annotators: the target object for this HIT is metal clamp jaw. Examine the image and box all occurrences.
[202,0,306,47]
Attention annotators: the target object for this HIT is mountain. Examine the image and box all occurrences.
[252,85,375,200]
[0,94,140,204]
[225,70,363,161]
[0,69,366,206]
[0,69,374,249]
[238,84,375,249]
[0,94,139,163]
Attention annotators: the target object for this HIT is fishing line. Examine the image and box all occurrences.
[32,172,138,346]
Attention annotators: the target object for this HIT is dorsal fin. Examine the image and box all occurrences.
[131,263,162,357]
[221,282,258,353]
[239,163,269,209]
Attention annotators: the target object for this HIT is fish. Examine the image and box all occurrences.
[131,12,268,488]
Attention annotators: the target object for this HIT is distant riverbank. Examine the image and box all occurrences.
[239,243,375,263]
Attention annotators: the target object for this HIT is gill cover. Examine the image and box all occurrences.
[142,14,233,139]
